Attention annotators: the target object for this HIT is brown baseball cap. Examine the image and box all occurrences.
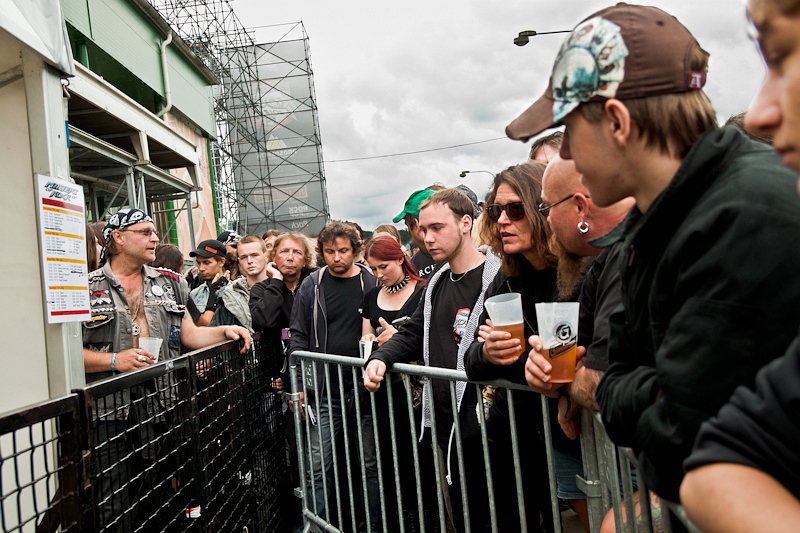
[506,3,709,142]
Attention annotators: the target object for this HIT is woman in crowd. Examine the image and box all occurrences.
[360,235,427,529]
[464,161,563,532]
[85,221,106,272]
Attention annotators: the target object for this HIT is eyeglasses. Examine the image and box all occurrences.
[485,202,525,222]
[538,194,587,216]
[121,228,159,238]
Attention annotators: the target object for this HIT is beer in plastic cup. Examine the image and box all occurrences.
[484,293,525,359]
[138,337,163,362]
[534,302,579,383]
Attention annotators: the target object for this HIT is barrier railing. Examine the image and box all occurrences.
[0,395,81,533]
[289,350,700,533]
[0,334,290,532]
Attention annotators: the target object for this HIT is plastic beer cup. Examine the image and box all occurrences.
[484,293,526,359]
[534,302,579,383]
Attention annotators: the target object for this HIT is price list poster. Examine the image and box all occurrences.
[37,175,90,323]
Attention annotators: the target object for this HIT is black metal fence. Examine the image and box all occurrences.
[0,334,290,533]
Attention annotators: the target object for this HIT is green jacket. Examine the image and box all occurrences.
[596,127,800,500]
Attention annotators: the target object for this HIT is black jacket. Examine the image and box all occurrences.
[595,127,800,500]
[464,260,587,459]
[288,265,377,399]
[685,333,800,498]
[249,267,315,378]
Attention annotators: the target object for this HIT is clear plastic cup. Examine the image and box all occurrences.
[484,293,525,359]
[138,337,163,362]
[534,302,580,383]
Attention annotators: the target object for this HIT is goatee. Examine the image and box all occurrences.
[549,233,590,300]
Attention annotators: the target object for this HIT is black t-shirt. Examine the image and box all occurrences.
[429,264,485,441]
[325,271,363,357]
[361,284,425,331]
[411,251,437,280]
[324,271,364,389]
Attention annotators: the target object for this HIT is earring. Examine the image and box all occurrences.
[578,221,589,234]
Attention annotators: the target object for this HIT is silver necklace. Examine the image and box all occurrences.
[130,280,144,336]
[449,258,483,283]
[384,275,410,294]
[449,270,467,283]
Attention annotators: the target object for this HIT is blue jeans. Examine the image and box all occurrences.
[303,388,380,531]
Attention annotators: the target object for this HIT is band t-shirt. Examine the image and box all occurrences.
[429,264,485,443]
[324,271,363,389]
[411,251,437,280]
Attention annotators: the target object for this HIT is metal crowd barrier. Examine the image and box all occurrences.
[289,350,700,533]
[0,334,290,532]
[0,395,82,532]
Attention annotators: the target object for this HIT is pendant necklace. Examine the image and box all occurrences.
[130,281,144,336]
[384,275,410,294]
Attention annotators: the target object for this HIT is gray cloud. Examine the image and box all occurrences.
[234,0,764,230]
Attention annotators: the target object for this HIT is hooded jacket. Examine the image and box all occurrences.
[288,264,377,399]
[210,276,252,330]
[595,127,800,500]
[369,247,502,482]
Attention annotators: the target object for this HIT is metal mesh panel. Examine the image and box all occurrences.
[0,396,81,532]
[191,346,250,533]
[1,339,292,532]
[81,358,199,532]
[244,337,288,532]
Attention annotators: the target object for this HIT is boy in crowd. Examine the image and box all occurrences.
[505,2,800,513]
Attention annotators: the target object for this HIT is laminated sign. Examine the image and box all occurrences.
[37,175,90,323]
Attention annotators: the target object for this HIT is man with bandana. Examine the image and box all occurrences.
[82,208,252,528]
[505,3,800,511]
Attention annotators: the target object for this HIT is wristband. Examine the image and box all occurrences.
[223,326,230,339]
[110,352,118,373]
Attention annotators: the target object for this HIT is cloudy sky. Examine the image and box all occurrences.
[232,0,763,230]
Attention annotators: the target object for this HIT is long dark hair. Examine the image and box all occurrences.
[364,235,424,283]
[479,161,557,276]
[152,243,185,273]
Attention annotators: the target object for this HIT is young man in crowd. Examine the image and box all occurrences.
[188,239,229,325]
[680,1,800,531]
[365,188,502,531]
[393,189,439,279]
[288,221,378,530]
[505,3,800,513]
[209,235,268,331]
[528,131,563,163]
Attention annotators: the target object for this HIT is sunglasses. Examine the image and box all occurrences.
[120,228,159,238]
[485,202,525,222]
[537,194,587,216]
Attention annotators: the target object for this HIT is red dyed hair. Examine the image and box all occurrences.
[364,235,424,284]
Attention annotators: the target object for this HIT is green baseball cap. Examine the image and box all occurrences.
[392,189,437,223]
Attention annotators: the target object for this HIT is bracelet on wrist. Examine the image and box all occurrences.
[110,352,118,373]
[223,326,230,339]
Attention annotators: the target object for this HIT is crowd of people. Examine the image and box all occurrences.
[80,0,800,531]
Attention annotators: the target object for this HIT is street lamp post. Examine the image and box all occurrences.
[459,170,495,179]
[514,29,571,46]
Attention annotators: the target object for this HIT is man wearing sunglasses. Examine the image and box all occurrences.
[83,209,252,527]
[506,3,800,507]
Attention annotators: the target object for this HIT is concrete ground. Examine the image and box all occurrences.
[561,508,587,532]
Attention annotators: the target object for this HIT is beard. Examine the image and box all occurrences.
[549,233,590,300]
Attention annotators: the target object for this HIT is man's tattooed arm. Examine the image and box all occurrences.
[567,366,603,411]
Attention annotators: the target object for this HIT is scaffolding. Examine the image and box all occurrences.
[148,0,330,237]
